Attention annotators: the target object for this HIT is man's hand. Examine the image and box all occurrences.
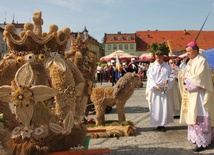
[156,85,164,92]
[156,85,160,90]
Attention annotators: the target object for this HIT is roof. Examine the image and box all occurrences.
[0,23,24,29]
[83,26,88,32]
[105,33,136,43]
[136,30,214,51]
[13,23,24,28]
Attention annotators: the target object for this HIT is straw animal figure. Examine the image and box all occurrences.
[90,72,141,126]
[65,33,97,118]
[0,11,89,155]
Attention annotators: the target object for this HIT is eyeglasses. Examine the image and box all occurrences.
[169,62,174,64]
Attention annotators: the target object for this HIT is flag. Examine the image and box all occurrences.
[115,52,121,71]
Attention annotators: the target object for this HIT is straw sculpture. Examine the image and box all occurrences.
[0,11,90,155]
[65,33,97,119]
[90,72,142,126]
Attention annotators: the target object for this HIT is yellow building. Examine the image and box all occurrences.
[104,32,139,56]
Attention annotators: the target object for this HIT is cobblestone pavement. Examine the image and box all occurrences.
[88,81,214,155]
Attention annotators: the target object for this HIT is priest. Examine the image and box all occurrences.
[178,41,214,152]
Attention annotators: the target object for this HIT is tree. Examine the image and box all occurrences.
[99,37,105,57]
[147,42,170,56]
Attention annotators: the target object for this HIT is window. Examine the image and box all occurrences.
[130,44,134,49]
[118,36,123,41]
[108,45,111,50]
[110,36,114,41]
[119,44,123,50]
[125,44,128,50]
[113,45,117,50]
[127,36,131,41]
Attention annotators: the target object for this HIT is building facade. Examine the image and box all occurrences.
[104,32,138,56]
[104,30,214,57]
[0,21,25,58]
[0,27,4,59]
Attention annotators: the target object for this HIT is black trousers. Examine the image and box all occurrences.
[97,73,103,82]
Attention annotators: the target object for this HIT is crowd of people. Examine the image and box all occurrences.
[95,41,214,152]
[95,58,149,86]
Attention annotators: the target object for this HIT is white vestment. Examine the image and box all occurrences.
[148,61,174,126]
[179,54,214,126]
[178,54,214,147]
[170,65,182,115]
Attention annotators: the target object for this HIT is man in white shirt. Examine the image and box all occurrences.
[96,62,103,84]
[147,50,174,132]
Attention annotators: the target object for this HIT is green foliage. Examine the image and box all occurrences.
[99,37,105,57]
[147,42,170,56]
[100,63,106,67]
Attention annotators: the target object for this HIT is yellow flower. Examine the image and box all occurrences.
[11,86,33,107]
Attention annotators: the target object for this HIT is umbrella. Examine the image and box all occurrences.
[139,53,178,62]
[202,48,214,69]
[178,53,187,59]
[100,50,138,62]
[139,53,155,62]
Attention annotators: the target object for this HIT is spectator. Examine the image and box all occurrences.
[128,58,138,73]
[104,64,109,82]
[121,62,128,76]
[109,60,117,86]
[96,62,103,84]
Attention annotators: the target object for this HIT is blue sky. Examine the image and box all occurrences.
[1,0,214,42]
